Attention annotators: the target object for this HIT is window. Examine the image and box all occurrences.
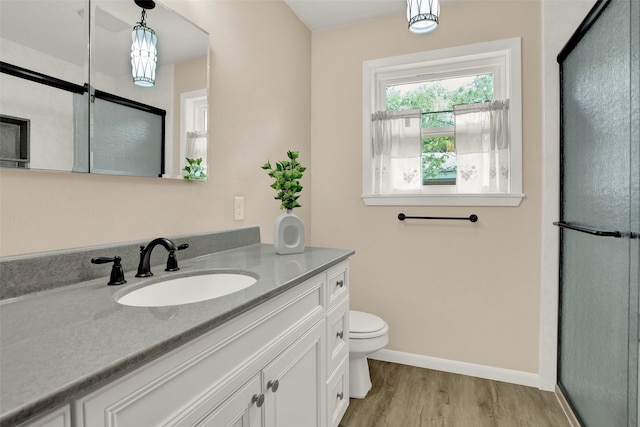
[362,38,524,206]
[180,89,208,175]
[388,74,493,187]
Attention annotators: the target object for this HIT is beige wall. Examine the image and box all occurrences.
[310,2,542,372]
[0,0,311,257]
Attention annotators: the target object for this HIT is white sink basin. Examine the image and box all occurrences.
[117,271,258,307]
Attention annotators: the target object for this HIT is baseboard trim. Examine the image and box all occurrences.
[555,385,582,426]
[369,348,540,389]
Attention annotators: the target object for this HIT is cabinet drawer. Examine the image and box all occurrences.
[77,275,325,427]
[326,356,349,427]
[326,262,348,308]
[327,297,349,375]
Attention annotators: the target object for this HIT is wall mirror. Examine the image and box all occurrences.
[0,0,209,179]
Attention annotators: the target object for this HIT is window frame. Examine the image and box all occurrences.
[362,38,524,206]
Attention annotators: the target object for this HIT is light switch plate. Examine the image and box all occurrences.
[234,196,244,220]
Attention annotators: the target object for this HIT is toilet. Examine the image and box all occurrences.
[349,310,389,398]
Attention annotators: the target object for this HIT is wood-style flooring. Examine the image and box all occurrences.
[339,360,571,427]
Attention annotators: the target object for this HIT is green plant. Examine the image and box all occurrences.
[261,150,306,210]
[183,157,207,180]
[422,136,457,182]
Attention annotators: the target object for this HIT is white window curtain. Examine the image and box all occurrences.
[186,130,207,165]
[371,109,422,193]
[454,100,510,193]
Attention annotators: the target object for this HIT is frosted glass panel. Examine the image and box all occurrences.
[561,5,630,231]
[560,233,630,425]
[559,0,638,425]
[631,0,640,421]
[91,98,163,177]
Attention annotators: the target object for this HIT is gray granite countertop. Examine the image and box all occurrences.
[0,243,354,426]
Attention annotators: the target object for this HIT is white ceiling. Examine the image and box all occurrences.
[283,0,407,31]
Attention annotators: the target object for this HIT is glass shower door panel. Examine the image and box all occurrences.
[559,0,636,425]
[560,232,630,426]
[631,0,640,422]
[561,0,630,230]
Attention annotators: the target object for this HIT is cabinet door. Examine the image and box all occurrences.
[263,321,326,427]
[24,405,71,427]
[195,374,263,427]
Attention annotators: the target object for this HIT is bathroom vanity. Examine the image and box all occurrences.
[0,228,352,427]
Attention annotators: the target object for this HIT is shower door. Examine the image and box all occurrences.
[557,0,639,426]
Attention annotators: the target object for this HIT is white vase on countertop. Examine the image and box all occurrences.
[274,209,305,254]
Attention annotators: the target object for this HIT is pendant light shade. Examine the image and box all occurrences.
[407,0,439,34]
[131,1,157,87]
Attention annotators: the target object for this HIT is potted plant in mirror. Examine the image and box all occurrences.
[262,150,306,254]
[183,157,207,181]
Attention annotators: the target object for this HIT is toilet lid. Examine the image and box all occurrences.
[350,311,387,334]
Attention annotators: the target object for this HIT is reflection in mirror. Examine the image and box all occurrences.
[0,0,209,179]
[0,0,89,172]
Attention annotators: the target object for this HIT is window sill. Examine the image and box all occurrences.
[362,193,525,207]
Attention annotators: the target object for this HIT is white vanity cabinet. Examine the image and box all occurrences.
[74,261,350,427]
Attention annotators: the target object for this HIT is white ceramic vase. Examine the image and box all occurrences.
[273,209,305,254]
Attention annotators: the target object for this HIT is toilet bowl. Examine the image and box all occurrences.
[349,310,389,398]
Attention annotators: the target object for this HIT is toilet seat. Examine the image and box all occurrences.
[350,310,389,339]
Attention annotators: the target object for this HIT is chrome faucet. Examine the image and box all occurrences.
[135,237,189,278]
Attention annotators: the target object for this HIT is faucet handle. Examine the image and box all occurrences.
[91,256,127,286]
[165,243,189,272]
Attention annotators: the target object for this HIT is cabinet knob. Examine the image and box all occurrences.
[337,392,344,400]
[336,280,344,288]
[252,393,265,407]
[267,379,280,393]
[336,331,344,339]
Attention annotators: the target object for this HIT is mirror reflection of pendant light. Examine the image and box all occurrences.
[407,0,439,34]
[131,0,157,87]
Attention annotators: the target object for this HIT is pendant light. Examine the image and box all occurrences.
[407,0,439,34]
[131,0,157,87]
